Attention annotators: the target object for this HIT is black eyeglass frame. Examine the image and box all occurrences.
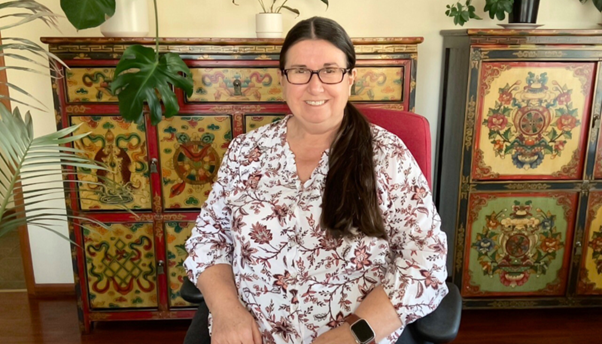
[281,68,352,85]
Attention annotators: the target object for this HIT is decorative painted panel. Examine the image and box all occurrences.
[187,68,283,102]
[350,67,403,102]
[473,62,595,180]
[578,192,602,295]
[157,115,232,209]
[165,222,195,307]
[462,192,576,297]
[83,223,157,309]
[66,68,117,103]
[70,116,152,210]
[244,115,285,133]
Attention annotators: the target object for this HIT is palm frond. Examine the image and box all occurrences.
[0,104,133,239]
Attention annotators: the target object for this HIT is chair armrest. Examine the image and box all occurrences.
[181,277,205,304]
[412,282,462,343]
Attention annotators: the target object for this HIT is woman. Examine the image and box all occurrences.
[184,17,448,344]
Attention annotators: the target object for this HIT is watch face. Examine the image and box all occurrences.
[351,319,374,343]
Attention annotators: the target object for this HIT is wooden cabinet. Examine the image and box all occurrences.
[41,37,422,331]
[435,29,602,308]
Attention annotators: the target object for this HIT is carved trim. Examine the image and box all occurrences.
[473,148,499,179]
[504,183,552,190]
[552,149,581,179]
[455,223,466,274]
[209,105,263,114]
[464,96,477,151]
[460,175,476,200]
[488,300,538,308]
[65,105,91,114]
[513,51,566,58]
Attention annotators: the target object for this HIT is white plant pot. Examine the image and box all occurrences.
[101,0,150,37]
[256,13,283,38]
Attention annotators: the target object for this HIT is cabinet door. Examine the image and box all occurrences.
[244,114,285,132]
[70,115,152,210]
[462,192,577,297]
[165,221,195,308]
[83,222,158,309]
[157,115,233,210]
[578,192,602,295]
[350,66,404,102]
[65,67,117,103]
[472,62,595,180]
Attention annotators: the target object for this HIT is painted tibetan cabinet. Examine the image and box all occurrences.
[435,29,602,309]
[41,37,422,331]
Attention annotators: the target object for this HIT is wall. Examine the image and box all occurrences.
[3,0,601,284]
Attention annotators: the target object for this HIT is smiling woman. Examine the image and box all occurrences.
[184,16,448,344]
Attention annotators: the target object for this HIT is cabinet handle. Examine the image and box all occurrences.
[575,241,582,256]
[157,260,165,275]
[150,158,158,174]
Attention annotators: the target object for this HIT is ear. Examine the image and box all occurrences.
[348,68,357,95]
[278,69,286,100]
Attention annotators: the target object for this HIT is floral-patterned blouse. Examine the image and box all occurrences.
[184,115,448,344]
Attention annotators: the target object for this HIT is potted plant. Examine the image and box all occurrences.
[446,0,540,26]
[0,1,130,240]
[232,0,329,38]
[60,0,193,125]
[579,0,602,11]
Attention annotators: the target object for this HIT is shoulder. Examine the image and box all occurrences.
[228,116,289,155]
[369,123,410,163]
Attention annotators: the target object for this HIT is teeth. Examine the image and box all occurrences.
[305,100,326,106]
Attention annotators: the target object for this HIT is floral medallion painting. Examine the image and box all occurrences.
[473,62,595,180]
[578,192,602,295]
[71,116,151,210]
[463,193,577,297]
[83,223,157,309]
[157,116,232,210]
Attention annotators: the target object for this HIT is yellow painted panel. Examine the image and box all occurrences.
[66,68,117,103]
[188,68,283,102]
[165,222,195,307]
[71,116,152,210]
[84,223,157,309]
[350,67,403,102]
[244,115,285,133]
[474,62,595,179]
[157,116,232,209]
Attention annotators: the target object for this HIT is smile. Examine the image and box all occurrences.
[305,100,328,106]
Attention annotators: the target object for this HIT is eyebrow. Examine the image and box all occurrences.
[288,63,341,68]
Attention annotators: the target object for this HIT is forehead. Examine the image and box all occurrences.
[284,39,347,67]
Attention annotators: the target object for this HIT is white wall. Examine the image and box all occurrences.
[3,0,601,284]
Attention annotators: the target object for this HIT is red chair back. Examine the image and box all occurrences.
[360,107,432,187]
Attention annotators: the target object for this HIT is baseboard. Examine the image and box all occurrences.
[33,283,75,297]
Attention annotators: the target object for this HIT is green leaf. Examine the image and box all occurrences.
[320,0,329,9]
[110,45,193,125]
[564,131,573,139]
[60,0,115,30]
[280,6,300,17]
[593,0,602,11]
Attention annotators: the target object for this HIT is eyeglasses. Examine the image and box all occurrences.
[281,67,351,85]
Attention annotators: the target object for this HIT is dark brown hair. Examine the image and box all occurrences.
[279,17,386,239]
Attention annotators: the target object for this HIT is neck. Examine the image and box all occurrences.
[286,116,342,148]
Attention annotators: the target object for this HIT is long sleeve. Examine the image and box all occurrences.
[376,134,449,329]
[184,136,243,286]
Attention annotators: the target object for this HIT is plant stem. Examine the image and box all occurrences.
[276,0,288,13]
[153,0,159,62]
[258,0,267,12]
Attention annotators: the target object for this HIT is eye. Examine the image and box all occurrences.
[323,68,338,74]
[290,68,309,74]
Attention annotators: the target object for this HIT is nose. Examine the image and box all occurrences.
[306,72,324,94]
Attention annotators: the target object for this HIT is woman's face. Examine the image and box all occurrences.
[280,39,355,131]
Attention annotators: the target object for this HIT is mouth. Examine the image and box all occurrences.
[304,100,328,106]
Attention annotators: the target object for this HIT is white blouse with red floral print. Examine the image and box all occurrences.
[184,115,448,344]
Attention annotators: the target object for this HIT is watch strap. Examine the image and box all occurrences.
[344,314,376,344]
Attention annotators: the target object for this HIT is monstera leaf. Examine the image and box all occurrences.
[110,45,193,125]
[580,0,602,12]
[60,0,115,30]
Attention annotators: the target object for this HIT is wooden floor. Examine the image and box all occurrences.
[1,291,601,344]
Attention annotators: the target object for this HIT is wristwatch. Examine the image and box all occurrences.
[344,314,376,344]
